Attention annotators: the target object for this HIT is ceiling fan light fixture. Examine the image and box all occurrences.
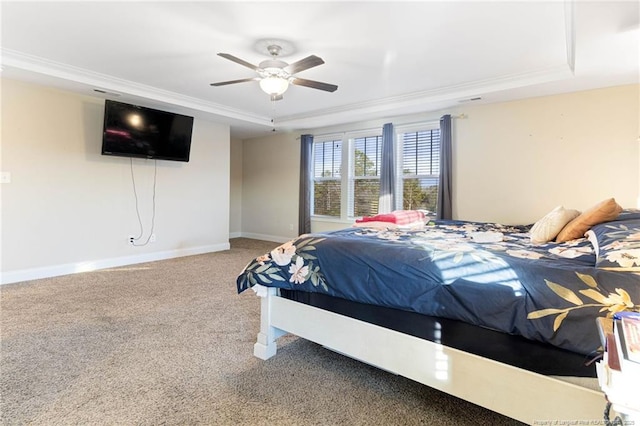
[212,44,337,98]
[259,76,289,96]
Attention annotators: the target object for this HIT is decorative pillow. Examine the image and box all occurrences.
[586,218,640,271]
[530,206,580,244]
[556,198,623,242]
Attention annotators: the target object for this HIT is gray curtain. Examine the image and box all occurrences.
[378,123,395,214]
[299,134,313,235]
[437,115,452,220]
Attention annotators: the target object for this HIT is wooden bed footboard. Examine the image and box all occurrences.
[253,286,605,425]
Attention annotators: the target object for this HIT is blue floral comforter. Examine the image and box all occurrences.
[237,219,640,355]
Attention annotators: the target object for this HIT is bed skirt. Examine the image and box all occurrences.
[280,290,596,378]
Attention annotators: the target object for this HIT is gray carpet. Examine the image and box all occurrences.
[1,238,524,425]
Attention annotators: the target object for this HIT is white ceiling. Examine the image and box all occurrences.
[1,1,638,139]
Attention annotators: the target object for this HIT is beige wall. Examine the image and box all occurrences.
[229,137,242,236]
[239,84,639,239]
[454,84,638,224]
[241,132,300,242]
[1,78,231,283]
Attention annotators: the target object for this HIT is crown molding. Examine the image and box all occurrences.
[0,48,272,127]
[276,63,575,130]
[0,48,574,133]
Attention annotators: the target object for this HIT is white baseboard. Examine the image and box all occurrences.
[238,232,291,244]
[0,243,230,285]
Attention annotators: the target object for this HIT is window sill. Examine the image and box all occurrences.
[311,216,353,224]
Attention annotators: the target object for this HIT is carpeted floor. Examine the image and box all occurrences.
[0,238,524,425]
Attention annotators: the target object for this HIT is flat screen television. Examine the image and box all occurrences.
[101,100,194,162]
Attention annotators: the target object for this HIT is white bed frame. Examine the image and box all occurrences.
[253,286,605,425]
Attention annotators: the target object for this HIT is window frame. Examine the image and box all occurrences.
[311,137,344,218]
[348,132,383,218]
[394,122,441,213]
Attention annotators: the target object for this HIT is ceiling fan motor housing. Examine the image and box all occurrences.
[259,59,289,78]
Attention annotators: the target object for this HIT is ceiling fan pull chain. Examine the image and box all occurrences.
[270,99,277,132]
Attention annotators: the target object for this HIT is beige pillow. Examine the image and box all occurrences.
[555,198,623,242]
[530,206,580,244]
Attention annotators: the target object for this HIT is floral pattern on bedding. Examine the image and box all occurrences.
[241,237,329,290]
[586,218,640,270]
[237,220,640,355]
[527,272,636,332]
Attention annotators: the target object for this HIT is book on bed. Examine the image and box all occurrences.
[613,311,640,370]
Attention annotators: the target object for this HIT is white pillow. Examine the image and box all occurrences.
[530,206,581,244]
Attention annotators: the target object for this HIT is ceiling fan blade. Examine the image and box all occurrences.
[284,55,324,75]
[210,77,259,86]
[217,53,260,71]
[291,77,338,92]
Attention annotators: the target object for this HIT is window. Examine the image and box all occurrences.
[396,128,440,213]
[311,125,440,220]
[350,135,382,217]
[312,140,342,217]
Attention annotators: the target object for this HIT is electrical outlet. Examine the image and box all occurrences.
[289,224,294,230]
[128,236,135,245]
[150,234,156,243]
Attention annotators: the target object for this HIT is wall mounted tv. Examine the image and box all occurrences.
[101,100,194,162]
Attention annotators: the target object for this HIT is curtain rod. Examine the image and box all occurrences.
[305,113,467,139]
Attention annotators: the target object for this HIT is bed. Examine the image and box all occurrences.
[236,205,640,424]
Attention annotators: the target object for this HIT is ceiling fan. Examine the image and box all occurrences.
[210,44,338,101]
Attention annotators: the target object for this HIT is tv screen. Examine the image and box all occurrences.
[101,100,193,162]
